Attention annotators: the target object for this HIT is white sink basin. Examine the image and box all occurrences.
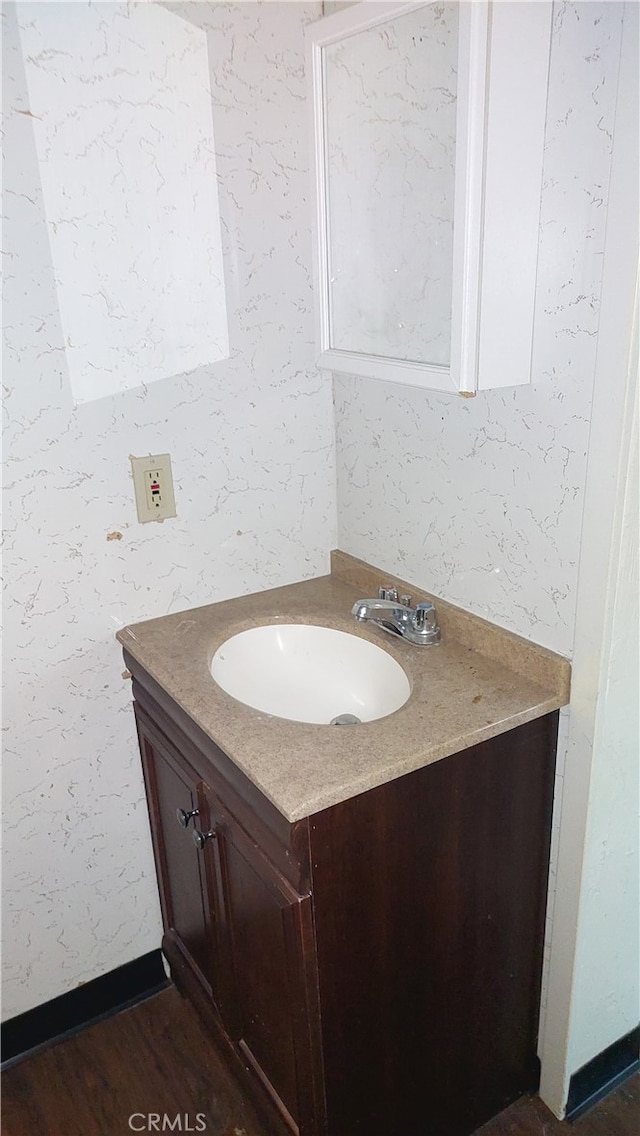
[210,624,410,725]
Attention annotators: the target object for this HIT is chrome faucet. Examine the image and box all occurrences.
[351,585,441,646]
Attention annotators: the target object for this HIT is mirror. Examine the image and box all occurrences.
[307,1,552,395]
[324,3,458,369]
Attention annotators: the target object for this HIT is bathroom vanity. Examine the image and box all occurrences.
[119,552,570,1136]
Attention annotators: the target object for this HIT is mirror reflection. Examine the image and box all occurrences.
[324,3,458,366]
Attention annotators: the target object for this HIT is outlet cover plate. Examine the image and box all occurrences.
[130,453,177,523]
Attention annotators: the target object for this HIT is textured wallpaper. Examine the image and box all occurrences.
[335,2,624,660]
[332,4,627,1058]
[3,0,629,1041]
[2,0,335,1019]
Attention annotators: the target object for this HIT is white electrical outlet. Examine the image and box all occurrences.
[130,453,177,523]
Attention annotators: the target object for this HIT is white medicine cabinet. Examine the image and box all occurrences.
[306,1,553,395]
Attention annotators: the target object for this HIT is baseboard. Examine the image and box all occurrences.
[1,949,170,1069]
[566,1025,640,1121]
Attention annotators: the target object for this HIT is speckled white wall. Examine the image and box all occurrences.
[2,0,334,1020]
[332,0,636,1101]
[334,2,624,661]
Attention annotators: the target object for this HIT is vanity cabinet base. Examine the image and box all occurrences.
[129,662,558,1136]
[162,932,295,1136]
[309,714,557,1136]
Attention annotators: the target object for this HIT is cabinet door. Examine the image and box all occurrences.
[203,786,324,1136]
[135,706,216,998]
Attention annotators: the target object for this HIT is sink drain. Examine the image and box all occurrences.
[329,713,361,726]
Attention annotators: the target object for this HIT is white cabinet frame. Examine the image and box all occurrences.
[306,1,552,395]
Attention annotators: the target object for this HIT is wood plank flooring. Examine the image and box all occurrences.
[2,987,638,1136]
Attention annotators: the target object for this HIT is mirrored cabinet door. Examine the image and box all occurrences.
[307,1,553,395]
[324,2,458,370]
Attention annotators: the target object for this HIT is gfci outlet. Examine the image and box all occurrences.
[130,453,177,523]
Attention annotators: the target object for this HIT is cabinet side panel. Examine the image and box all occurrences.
[309,713,558,1136]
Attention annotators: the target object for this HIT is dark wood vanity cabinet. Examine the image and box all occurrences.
[201,780,324,1134]
[135,698,323,1136]
[135,707,217,998]
[130,666,559,1136]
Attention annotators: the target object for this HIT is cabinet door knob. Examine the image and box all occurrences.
[193,828,216,850]
[176,807,199,828]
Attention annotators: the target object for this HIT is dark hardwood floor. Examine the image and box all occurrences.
[1,987,638,1136]
[474,1074,638,1136]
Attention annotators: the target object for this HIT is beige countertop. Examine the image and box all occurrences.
[117,551,571,823]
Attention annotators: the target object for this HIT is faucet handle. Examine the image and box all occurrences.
[414,602,438,631]
[378,584,398,602]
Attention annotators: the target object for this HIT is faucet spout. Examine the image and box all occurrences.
[352,599,410,625]
[351,597,441,646]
